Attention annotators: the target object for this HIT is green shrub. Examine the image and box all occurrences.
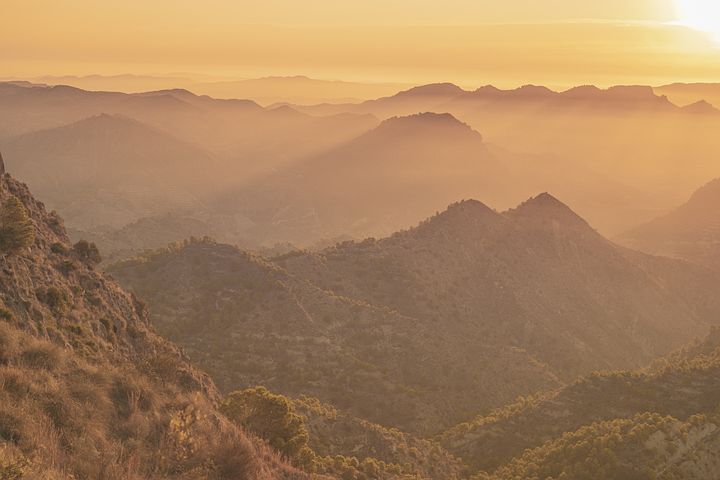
[0,197,34,255]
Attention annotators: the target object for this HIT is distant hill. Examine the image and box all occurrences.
[0,81,377,170]
[2,114,217,230]
[110,195,720,437]
[655,82,720,109]
[194,75,409,105]
[292,83,720,234]
[224,112,635,244]
[0,172,307,478]
[619,178,720,269]
[12,74,408,105]
[442,328,720,478]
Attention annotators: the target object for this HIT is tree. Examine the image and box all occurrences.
[220,387,310,461]
[73,240,102,265]
[0,196,34,255]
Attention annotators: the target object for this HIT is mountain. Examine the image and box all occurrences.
[0,171,308,478]
[442,328,720,478]
[2,114,218,231]
[619,178,720,269]
[109,195,720,437]
[296,83,679,119]
[655,82,720,109]
[292,83,720,234]
[193,75,408,105]
[218,112,505,244]
[222,112,630,244]
[109,238,560,436]
[0,81,377,169]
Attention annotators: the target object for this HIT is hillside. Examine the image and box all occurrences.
[2,114,218,231]
[619,178,720,269]
[443,328,720,478]
[219,387,465,480]
[109,239,558,435]
[0,170,310,478]
[277,194,720,381]
[110,195,720,437]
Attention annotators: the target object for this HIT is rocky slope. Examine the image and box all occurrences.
[0,170,308,479]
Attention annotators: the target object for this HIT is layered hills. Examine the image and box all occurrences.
[443,328,720,478]
[109,194,720,438]
[225,112,633,245]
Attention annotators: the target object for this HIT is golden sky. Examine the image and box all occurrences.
[2,0,720,86]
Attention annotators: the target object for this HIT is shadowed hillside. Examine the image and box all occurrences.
[110,195,720,438]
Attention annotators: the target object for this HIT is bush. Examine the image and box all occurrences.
[0,197,34,255]
[50,242,68,255]
[220,387,310,462]
[73,240,102,265]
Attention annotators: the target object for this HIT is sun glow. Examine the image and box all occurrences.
[674,0,720,40]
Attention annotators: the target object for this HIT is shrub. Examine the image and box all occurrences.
[220,387,310,462]
[73,240,102,265]
[0,196,34,255]
[50,242,68,255]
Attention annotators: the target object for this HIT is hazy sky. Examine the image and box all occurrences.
[3,0,720,86]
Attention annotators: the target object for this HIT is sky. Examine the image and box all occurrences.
[2,0,720,87]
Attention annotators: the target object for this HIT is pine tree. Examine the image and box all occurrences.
[0,196,34,254]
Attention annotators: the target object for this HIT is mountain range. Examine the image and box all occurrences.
[109,193,720,439]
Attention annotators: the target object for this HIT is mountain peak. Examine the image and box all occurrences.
[396,83,465,98]
[506,193,592,230]
[410,199,504,239]
[687,177,720,205]
[682,100,719,115]
[377,112,478,134]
